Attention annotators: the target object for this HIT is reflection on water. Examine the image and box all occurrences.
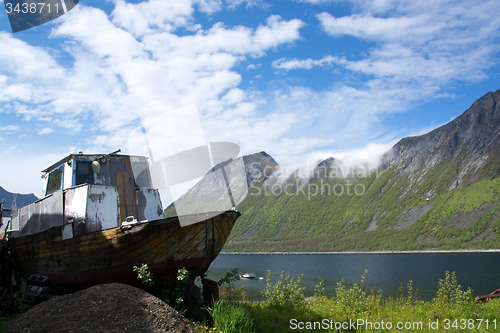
[206,252,500,301]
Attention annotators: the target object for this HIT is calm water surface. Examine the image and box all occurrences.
[206,253,500,300]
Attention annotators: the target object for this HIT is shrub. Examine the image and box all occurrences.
[333,270,381,317]
[399,279,418,305]
[159,267,190,315]
[262,271,305,309]
[433,271,473,308]
[218,268,242,301]
[133,264,191,315]
[133,263,155,286]
[313,277,325,299]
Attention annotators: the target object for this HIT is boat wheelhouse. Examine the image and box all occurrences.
[8,150,163,239]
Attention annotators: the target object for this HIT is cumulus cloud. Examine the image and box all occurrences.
[0,125,20,133]
[272,55,339,70]
[37,127,53,135]
[315,0,500,86]
[194,0,267,15]
[266,0,500,168]
[0,33,65,81]
[111,0,194,36]
[0,1,307,183]
[276,0,500,92]
[293,0,335,4]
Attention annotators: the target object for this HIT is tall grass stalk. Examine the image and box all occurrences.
[207,299,255,333]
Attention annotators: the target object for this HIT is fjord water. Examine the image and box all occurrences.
[206,252,500,300]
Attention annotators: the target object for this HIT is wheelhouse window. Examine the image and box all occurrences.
[75,161,94,186]
[46,166,63,196]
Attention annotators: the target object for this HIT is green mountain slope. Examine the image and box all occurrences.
[225,90,500,252]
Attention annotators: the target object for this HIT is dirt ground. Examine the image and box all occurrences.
[7,283,196,333]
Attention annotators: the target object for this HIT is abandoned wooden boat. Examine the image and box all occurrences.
[6,151,240,290]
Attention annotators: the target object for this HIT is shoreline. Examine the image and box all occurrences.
[220,249,500,255]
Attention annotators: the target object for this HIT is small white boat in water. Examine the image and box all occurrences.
[239,272,258,279]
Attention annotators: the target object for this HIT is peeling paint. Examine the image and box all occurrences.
[86,185,120,231]
[64,186,88,223]
[135,189,163,221]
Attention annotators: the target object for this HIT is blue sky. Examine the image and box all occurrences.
[0,0,499,196]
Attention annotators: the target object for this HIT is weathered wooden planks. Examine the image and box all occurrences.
[10,211,240,289]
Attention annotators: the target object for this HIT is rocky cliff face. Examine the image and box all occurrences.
[383,90,500,193]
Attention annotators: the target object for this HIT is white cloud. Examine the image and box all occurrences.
[332,141,396,168]
[266,0,500,162]
[186,24,202,31]
[263,140,395,186]
[0,125,20,133]
[317,12,432,41]
[263,84,404,156]
[37,127,53,135]
[246,64,261,70]
[0,2,307,185]
[316,0,500,87]
[273,55,339,70]
[194,0,225,14]
[49,7,304,148]
[293,0,336,4]
[142,15,304,58]
[0,33,65,81]
[111,0,194,37]
[194,0,267,15]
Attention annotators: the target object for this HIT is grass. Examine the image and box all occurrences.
[2,269,499,332]
[198,271,500,333]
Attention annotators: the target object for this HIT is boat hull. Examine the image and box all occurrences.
[9,211,240,290]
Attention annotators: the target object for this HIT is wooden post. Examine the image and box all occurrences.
[202,277,219,327]
[0,199,4,230]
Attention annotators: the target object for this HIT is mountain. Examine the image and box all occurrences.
[163,151,279,217]
[224,89,500,252]
[0,186,38,210]
[383,90,500,194]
